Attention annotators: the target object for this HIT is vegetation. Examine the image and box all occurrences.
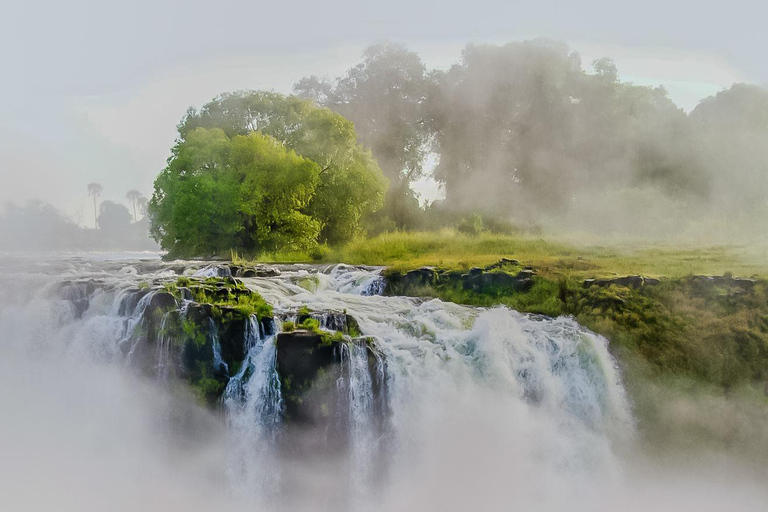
[162,276,272,320]
[296,41,768,236]
[318,230,768,278]
[149,91,387,258]
[282,316,346,346]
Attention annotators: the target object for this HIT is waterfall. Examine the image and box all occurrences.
[0,256,640,510]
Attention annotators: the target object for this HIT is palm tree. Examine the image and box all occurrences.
[126,189,142,222]
[136,196,149,219]
[87,182,102,229]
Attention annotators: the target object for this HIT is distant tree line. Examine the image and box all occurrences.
[294,40,768,236]
[0,186,156,252]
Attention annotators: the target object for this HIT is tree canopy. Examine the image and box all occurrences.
[150,94,387,257]
[294,42,431,229]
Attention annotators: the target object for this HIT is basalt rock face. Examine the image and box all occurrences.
[461,267,535,292]
[276,331,387,454]
[229,264,282,278]
[688,274,756,292]
[104,275,273,405]
[384,258,536,296]
[583,275,659,290]
[57,280,102,318]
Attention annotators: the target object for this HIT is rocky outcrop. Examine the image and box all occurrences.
[228,264,281,278]
[57,280,102,318]
[462,266,535,292]
[582,274,756,292]
[384,259,536,296]
[688,274,756,291]
[276,330,386,453]
[583,275,661,290]
[277,330,341,424]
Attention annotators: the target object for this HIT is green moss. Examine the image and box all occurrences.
[192,377,225,405]
[182,317,207,348]
[320,330,346,347]
[299,317,321,332]
[164,276,273,320]
[283,316,347,346]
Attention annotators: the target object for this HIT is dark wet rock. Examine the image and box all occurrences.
[186,302,213,322]
[462,269,534,293]
[148,291,177,313]
[583,275,657,290]
[688,275,756,292]
[383,267,439,294]
[517,268,537,280]
[295,310,361,336]
[404,267,438,286]
[57,280,99,318]
[276,331,387,454]
[237,266,281,278]
[277,330,341,426]
[484,258,520,271]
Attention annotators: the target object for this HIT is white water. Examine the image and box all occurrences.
[0,255,765,511]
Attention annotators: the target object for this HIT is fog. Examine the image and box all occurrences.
[2,1,768,510]
[294,40,768,239]
[2,0,765,231]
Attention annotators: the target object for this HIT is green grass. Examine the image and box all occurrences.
[232,229,768,279]
[322,230,768,279]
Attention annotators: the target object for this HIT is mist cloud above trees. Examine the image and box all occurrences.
[295,40,768,238]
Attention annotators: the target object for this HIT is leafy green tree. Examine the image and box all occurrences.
[149,128,323,257]
[177,91,387,244]
[294,42,431,229]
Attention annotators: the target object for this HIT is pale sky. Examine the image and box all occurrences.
[0,0,763,224]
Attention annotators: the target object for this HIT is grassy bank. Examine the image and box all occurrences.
[322,230,768,278]
[235,230,768,392]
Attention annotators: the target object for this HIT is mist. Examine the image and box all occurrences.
[294,40,768,240]
[2,317,767,511]
[3,1,768,510]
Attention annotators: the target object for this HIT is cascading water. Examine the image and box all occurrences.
[0,255,639,511]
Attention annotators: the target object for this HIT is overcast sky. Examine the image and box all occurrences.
[1,0,764,224]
